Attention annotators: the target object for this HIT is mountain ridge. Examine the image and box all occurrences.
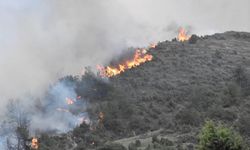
[38,31,250,150]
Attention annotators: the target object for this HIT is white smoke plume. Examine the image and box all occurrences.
[0,0,249,148]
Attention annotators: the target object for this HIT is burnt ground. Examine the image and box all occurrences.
[39,31,250,150]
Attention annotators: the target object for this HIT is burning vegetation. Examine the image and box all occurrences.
[97,44,156,78]
[31,138,38,149]
[66,97,74,105]
[1,28,195,150]
[97,28,190,78]
[178,27,190,42]
[5,30,250,150]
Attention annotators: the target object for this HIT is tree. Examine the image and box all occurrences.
[197,120,248,150]
[4,99,30,150]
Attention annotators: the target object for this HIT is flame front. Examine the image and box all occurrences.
[31,138,38,149]
[178,27,190,42]
[97,48,153,77]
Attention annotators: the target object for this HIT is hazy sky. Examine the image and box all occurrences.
[0,0,249,113]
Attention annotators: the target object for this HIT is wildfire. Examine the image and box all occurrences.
[66,97,74,105]
[97,49,153,77]
[178,27,190,42]
[31,138,38,149]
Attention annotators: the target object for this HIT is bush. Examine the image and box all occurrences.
[175,108,202,126]
[152,135,160,143]
[135,140,141,147]
[233,65,250,95]
[128,142,137,150]
[103,117,126,135]
[76,67,114,101]
[97,143,127,150]
[226,83,241,98]
[221,83,242,107]
[188,86,215,111]
[207,106,237,122]
[197,120,248,150]
[213,50,223,59]
[189,34,200,44]
[160,138,174,146]
[39,134,72,150]
[128,116,148,133]
[237,115,250,136]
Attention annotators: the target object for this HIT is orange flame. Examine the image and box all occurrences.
[178,27,190,42]
[66,97,74,105]
[31,138,38,149]
[97,49,153,77]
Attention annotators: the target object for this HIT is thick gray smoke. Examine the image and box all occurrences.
[0,0,249,148]
[0,0,249,111]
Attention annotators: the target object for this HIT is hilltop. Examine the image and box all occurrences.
[38,31,250,150]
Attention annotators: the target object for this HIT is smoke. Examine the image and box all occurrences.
[29,80,89,134]
[0,78,90,149]
[0,0,249,148]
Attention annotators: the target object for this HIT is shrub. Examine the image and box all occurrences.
[213,50,223,59]
[160,138,174,146]
[233,65,250,94]
[76,67,114,101]
[152,135,160,143]
[39,134,72,150]
[237,115,250,136]
[197,120,248,150]
[135,140,141,147]
[128,142,137,150]
[221,83,242,107]
[207,106,237,122]
[97,143,127,150]
[128,116,148,133]
[188,86,215,112]
[226,83,241,98]
[73,123,90,138]
[175,108,202,126]
[189,34,200,44]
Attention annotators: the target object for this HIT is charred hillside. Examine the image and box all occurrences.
[39,31,250,150]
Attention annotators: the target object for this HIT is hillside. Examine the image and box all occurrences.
[38,31,250,150]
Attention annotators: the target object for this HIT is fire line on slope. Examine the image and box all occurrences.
[96,27,190,78]
[97,43,156,78]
